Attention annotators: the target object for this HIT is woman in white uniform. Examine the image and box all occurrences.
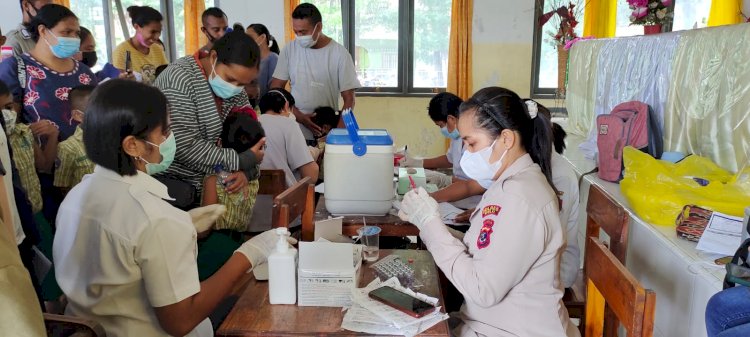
[399,87,579,337]
[53,80,291,337]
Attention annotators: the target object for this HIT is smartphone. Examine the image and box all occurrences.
[368,286,437,318]
[125,51,132,75]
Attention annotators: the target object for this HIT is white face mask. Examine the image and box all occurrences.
[460,140,508,189]
[295,23,320,49]
[2,109,17,133]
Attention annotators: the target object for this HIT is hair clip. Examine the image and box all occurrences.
[525,101,538,119]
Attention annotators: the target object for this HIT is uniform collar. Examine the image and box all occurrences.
[495,153,535,184]
[93,165,175,201]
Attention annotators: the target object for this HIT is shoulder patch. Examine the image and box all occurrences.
[482,205,501,218]
[477,219,495,249]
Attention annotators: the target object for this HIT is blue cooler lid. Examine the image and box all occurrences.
[326,109,393,156]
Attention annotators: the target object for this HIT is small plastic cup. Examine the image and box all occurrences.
[358,226,381,262]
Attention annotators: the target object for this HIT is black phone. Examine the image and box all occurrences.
[125,51,132,75]
[368,286,437,318]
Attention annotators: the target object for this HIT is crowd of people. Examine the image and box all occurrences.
[0,1,665,337]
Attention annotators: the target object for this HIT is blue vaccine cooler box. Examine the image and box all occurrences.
[324,110,394,215]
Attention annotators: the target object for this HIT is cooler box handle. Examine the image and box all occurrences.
[342,108,367,156]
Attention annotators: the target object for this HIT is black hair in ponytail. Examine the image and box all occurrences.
[459,87,556,192]
[126,6,162,28]
[247,23,280,54]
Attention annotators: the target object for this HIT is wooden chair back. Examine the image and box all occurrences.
[584,237,655,337]
[271,177,315,241]
[44,313,107,337]
[258,169,286,198]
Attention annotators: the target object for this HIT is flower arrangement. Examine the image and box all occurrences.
[538,1,585,46]
[627,0,673,25]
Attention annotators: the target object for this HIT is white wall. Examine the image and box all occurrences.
[0,3,23,37]
[217,0,286,45]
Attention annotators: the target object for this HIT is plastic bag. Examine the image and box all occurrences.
[620,146,750,226]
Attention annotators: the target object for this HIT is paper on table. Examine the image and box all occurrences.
[439,202,464,225]
[696,212,744,256]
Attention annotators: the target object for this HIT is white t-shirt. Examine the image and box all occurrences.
[551,152,581,289]
[53,166,212,337]
[273,39,360,139]
[258,114,315,188]
[446,137,467,181]
[0,128,24,245]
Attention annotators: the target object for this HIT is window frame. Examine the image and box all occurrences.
[530,1,563,100]
[328,0,448,95]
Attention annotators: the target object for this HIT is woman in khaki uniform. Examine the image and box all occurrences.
[399,87,579,337]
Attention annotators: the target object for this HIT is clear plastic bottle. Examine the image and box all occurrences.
[268,228,297,304]
[213,164,230,187]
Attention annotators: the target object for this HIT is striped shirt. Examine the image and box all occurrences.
[213,175,259,231]
[7,124,42,213]
[153,54,253,193]
[54,127,94,190]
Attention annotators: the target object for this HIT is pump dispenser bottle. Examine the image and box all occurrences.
[268,227,297,304]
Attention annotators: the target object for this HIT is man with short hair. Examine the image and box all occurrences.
[199,7,229,54]
[270,3,359,141]
[6,0,52,56]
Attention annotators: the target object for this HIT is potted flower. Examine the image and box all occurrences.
[538,1,585,96]
[627,0,674,35]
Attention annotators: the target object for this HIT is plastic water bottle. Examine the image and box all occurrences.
[213,164,230,187]
[268,227,297,304]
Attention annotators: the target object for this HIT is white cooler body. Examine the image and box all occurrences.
[324,130,394,215]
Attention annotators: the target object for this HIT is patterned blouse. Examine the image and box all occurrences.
[214,175,260,232]
[0,54,98,140]
[8,124,42,213]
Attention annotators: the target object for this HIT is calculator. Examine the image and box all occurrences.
[370,255,421,289]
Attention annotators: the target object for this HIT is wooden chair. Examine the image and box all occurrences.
[566,184,630,336]
[584,237,655,337]
[258,169,286,198]
[44,313,106,337]
[271,177,315,241]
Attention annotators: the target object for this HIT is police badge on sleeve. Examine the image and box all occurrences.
[477,205,501,249]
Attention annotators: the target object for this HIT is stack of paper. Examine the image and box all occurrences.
[341,277,448,337]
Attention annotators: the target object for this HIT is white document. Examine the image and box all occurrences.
[439,202,464,225]
[314,217,343,241]
[696,212,744,256]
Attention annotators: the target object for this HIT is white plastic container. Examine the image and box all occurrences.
[268,228,297,304]
[324,110,394,215]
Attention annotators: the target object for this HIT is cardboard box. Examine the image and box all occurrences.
[297,241,363,307]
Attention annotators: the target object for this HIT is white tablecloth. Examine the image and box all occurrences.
[561,131,723,337]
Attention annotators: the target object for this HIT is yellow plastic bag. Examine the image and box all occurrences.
[620,147,750,226]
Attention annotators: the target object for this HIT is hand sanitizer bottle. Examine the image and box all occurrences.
[268,227,297,304]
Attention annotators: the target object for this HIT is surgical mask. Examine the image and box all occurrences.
[2,109,16,133]
[44,30,81,59]
[208,58,243,99]
[81,51,98,67]
[295,23,320,49]
[460,140,508,189]
[139,132,176,175]
[135,32,150,48]
[440,126,460,140]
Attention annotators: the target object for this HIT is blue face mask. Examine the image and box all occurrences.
[44,30,80,59]
[139,132,176,175]
[208,58,243,99]
[440,126,460,140]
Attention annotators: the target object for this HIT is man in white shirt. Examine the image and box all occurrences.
[270,3,360,141]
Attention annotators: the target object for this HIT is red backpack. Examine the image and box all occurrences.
[596,101,663,182]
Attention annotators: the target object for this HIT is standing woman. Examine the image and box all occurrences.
[246,24,279,100]
[113,6,167,85]
[398,87,579,337]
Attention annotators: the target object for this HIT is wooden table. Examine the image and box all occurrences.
[217,249,450,337]
[314,196,419,237]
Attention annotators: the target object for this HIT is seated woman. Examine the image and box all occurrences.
[53,79,292,337]
[398,87,579,337]
[400,92,480,210]
[112,6,167,84]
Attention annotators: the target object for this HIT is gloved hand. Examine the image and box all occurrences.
[235,229,298,271]
[398,187,441,230]
[399,155,424,168]
[425,170,453,189]
[187,204,226,233]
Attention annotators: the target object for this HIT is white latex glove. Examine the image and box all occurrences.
[235,229,298,271]
[425,170,453,189]
[397,187,441,230]
[399,155,424,168]
[188,204,226,233]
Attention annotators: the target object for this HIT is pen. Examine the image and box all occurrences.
[408,176,416,190]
